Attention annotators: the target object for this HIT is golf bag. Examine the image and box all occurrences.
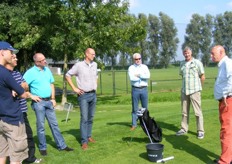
[137,108,162,143]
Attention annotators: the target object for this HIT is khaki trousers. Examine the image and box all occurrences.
[180,91,204,132]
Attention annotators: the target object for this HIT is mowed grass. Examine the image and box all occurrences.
[26,67,220,163]
[27,99,220,164]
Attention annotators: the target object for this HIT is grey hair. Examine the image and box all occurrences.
[133,53,141,59]
[183,46,192,52]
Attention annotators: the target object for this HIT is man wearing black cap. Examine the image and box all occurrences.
[0,41,29,164]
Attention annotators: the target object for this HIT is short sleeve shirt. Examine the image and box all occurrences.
[23,65,54,98]
[180,58,204,95]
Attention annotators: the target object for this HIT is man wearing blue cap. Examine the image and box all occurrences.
[0,41,29,164]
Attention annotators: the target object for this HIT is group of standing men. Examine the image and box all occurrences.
[128,46,232,164]
[0,42,98,163]
[1,40,232,164]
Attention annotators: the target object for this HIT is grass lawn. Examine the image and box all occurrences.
[25,67,220,163]
[27,98,220,164]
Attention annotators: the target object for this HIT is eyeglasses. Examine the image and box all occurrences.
[37,58,46,62]
[134,58,141,61]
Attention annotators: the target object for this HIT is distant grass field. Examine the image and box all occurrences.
[54,67,218,106]
[24,67,221,164]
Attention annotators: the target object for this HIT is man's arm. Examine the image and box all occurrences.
[50,83,56,106]
[65,75,84,95]
[200,74,205,85]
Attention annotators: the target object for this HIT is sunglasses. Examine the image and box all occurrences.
[134,58,141,61]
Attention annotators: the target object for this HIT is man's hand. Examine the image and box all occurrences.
[74,88,84,95]
[12,90,17,97]
[50,99,56,107]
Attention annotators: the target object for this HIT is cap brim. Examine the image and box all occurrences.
[8,48,19,54]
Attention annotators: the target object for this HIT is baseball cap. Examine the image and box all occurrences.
[0,41,19,54]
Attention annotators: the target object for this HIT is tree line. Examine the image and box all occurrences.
[1,0,232,71]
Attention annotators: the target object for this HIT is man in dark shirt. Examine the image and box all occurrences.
[0,41,29,164]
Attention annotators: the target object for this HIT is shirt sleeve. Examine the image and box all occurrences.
[139,65,150,79]
[223,60,232,96]
[128,65,140,82]
[66,62,79,78]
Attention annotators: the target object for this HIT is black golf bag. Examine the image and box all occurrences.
[137,108,162,143]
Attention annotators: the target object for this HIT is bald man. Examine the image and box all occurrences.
[66,48,98,150]
[211,45,232,164]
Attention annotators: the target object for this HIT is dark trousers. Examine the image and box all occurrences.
[23,112,37,163]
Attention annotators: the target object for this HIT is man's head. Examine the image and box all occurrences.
[85,48,95,63]
[210,45,226,63]
[5,54,18,71]
[0,41,18,66]
[133,53,142,65]
[183,47,192,62]
[33,53,47,68]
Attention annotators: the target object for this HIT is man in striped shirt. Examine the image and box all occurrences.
[5,54,42,163]
[176,47,205,139]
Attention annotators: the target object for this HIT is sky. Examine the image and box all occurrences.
[128,0,232,60]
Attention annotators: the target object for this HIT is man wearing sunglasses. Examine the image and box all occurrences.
[128,53,150,131]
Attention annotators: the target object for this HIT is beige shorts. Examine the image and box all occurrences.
[0,120,28,162]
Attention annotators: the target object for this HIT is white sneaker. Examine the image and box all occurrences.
[176,129,187,136]
[34,159,43,163]
[197,132,204,139]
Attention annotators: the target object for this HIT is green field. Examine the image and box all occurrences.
[26,67,220,164]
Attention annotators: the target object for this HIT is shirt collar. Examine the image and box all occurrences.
[84,60,93,66]
[34,65,46,71]
[218,56,228,67]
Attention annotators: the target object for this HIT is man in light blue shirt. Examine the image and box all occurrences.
[128,53,150,130]
[23,53,73,156]
[211,45,232,164]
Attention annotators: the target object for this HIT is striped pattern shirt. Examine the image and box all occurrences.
[180,58,204,95]
[12,70,28,112]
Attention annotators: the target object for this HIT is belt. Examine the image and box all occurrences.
[219,95,232,102]
[40,97,51,101]
[132,86,147,89]
[85,90,96,93]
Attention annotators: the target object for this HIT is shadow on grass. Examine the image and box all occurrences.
[34,130,81,150]
[159,121,218,164]
[61,129,81,145]
[107,121,131,128]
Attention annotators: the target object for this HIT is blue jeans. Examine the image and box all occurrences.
[131,87,148,127]
[78,92,97,144]
[31,100,67,150]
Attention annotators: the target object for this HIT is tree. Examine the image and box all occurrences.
[213,11,232,57]
[147,14,160,68]
[159,12,179,68]
[183,14,213,66]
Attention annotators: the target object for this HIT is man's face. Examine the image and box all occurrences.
[11,54,18,67]
[86,49,96,62]
[183,50,192,61]
[134,55,141,65]
[1,50,14,65]
[210,47,221,63]
[35,54,47,67]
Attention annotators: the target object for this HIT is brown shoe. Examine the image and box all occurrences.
[81,143,88,150]
[130,126,136,131]
[88,137,96,143]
